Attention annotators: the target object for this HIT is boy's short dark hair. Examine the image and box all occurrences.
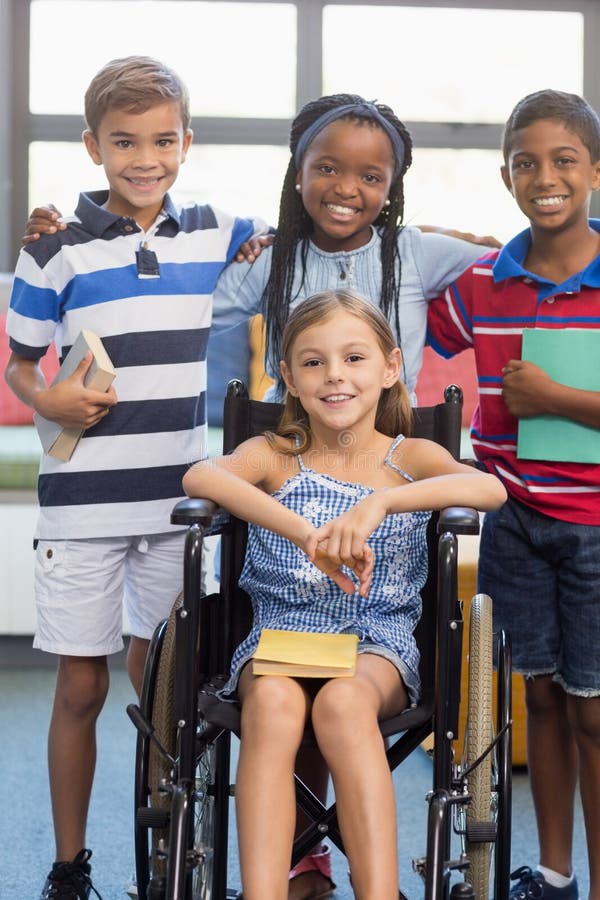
[84,55,191,135]
[502,89,600,164]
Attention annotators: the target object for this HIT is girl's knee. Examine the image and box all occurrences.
[312,680,378,744]
[241,676,308,738]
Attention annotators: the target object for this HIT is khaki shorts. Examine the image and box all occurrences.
[33,531,186,656]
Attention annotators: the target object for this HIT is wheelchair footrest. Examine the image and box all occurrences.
[136,806,170,829]
[465,821,497,842]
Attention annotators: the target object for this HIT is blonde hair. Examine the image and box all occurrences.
[268,290,412,454]
[84,56,191,135]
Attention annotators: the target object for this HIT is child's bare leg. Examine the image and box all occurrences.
[311,654,408,900]
[290,747,332,900]
[48,655,109,861]
[568,694,600,899]
[525,675,578,876]
[237,668,312,900]
[127,635,150,698]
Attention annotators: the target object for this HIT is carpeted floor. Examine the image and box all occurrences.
[0,661,589,900]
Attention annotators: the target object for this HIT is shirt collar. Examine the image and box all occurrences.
[75,190,181,238]
[492,218,600,291]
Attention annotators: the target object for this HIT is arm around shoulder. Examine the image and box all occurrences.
[212,245,272,334]
[411,227,490,299]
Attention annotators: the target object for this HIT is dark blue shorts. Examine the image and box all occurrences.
[478,495,600,696]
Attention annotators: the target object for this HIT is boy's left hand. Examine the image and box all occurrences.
[234,233,274,264]
[502,359,552,416]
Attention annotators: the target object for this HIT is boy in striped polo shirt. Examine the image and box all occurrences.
[428,90,600,900]
[4,56,266,899]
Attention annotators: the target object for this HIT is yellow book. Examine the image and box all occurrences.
[252,628,358,678]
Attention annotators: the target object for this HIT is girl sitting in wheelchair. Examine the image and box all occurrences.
[183,289,506,900]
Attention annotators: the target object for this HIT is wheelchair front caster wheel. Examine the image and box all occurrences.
[450,881,476,899]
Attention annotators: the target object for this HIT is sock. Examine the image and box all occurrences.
[538,865,574,888]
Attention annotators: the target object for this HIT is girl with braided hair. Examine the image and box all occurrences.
[262,93,412,389]
[212,91,496,408]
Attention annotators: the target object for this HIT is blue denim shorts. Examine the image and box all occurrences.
[478,497,600,697]
[477,495,600,696]
[358,640,420,707]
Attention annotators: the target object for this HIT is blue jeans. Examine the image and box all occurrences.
[478,495,600,696]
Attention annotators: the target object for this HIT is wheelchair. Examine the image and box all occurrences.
[128,379,513,900]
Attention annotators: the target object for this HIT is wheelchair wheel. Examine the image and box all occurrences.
[464,593,494,900]
[190,729,217,899]
[147,593,181,890]
[143,591,218,900]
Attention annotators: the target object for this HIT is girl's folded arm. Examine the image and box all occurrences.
[314,441,506,568]
[183,436,313,549]
[387,439,507,514]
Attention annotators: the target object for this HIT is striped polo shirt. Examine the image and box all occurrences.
[427,222,600,525]
[6,191,259,539]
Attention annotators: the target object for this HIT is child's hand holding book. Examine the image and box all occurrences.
[502,357,553,418]
[34,330,117,461]
[37,351,117,430]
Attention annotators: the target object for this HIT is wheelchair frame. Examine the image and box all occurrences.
[128,380,512,900]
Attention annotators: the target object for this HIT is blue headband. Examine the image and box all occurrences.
[293,101,405,173]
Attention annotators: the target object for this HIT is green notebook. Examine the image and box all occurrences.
[517,328,600,463]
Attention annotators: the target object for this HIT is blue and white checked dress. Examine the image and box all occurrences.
[224,435,431,703]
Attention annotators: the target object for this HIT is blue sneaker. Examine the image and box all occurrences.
[510,866,578,900]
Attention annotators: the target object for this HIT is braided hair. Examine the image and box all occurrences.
[263,93,413,381]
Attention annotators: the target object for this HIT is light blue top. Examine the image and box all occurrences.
[212,225,486,403]
[223,435,431,703]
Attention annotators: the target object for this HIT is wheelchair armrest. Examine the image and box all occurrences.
[437,506,480,535]
[171,497,224,527]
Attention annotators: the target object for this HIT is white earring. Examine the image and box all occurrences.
[295,184,302,193]
[384,198,391,207]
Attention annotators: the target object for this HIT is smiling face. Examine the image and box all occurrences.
[280,307,401,442]
[83,100,193,230]
[501,117,600,236]
[295,118,395,252]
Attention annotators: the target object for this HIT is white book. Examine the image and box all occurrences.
[34,329,116,462]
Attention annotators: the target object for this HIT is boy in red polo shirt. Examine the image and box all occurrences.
[428,89,600,900]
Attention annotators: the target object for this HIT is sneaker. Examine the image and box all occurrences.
[40,849,103,899]
[125,873,138,898]
[510,866,579,900]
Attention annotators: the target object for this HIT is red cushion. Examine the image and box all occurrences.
[415,346,477,427]
[0,314,60,425]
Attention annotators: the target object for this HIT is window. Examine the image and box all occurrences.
[2,0,599,268]
[323,5,583,124]
[30,1,297,119]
